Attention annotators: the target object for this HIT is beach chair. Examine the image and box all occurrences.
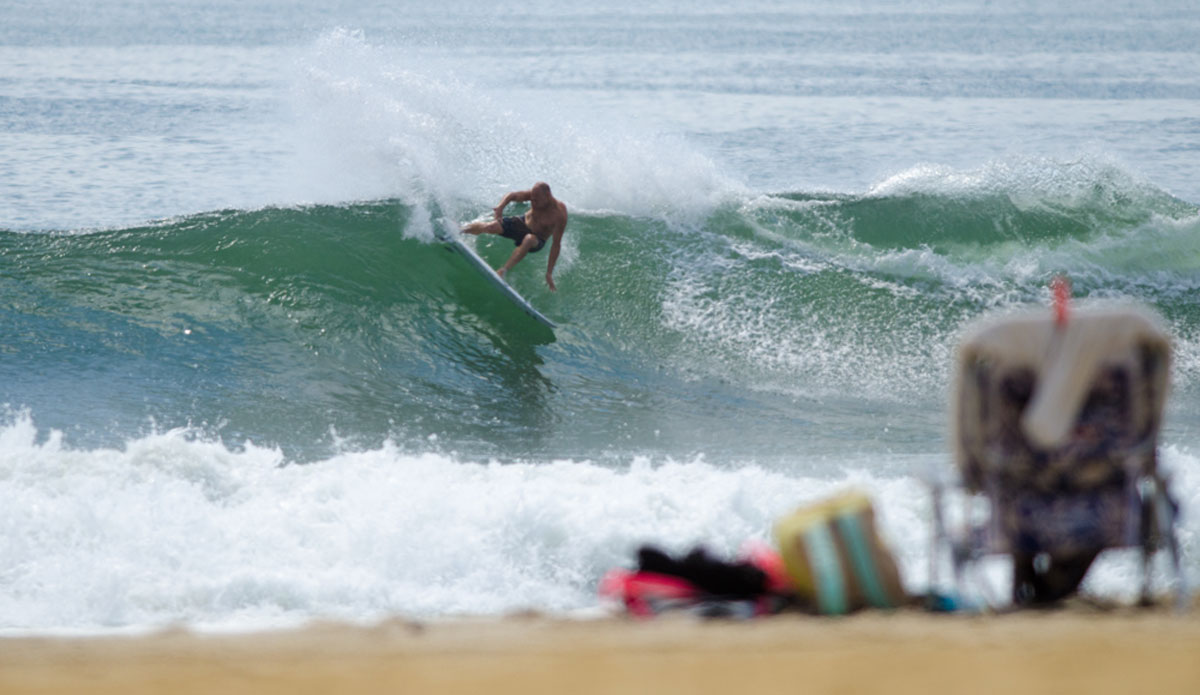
[933,298,1187,609]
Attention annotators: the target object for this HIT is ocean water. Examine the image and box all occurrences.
[2,1,1199,632]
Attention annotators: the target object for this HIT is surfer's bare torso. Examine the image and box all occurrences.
[460,182,568,290]
[519,197,567,243]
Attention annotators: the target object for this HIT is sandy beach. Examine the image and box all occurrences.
[3,603,1198,695]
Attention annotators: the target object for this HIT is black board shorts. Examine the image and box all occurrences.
[500,216,546,253]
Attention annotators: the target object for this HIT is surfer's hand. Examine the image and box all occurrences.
[545,273,557,292]
[492,206,504,220]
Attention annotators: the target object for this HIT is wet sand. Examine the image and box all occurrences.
[3,605,1198,694]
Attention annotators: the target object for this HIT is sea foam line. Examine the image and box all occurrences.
[2,412,1196,633]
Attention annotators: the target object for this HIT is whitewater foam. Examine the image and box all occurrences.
[3,410,1195,634]
[285,29,745,226]
[0,411,920,632]
[869,155,1160,205]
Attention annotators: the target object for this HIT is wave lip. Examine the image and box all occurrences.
[819,157,1199,252]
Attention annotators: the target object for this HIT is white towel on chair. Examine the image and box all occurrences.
[956,304,1170,450]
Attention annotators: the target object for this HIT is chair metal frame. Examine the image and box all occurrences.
[933,339,1188,611]
[931,457,1187,611]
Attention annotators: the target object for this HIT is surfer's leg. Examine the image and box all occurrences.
[497,233,538,278]
[462,220,502,236]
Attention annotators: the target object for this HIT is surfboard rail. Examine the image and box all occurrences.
[434,220,557,329]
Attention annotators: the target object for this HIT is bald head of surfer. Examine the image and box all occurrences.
[460,181,568,291]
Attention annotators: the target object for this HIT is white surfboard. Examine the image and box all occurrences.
[434,220,557,329]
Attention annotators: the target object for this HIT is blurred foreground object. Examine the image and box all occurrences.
[773,491,907,614]
[937,290,1187,609]
[600,491,907,618]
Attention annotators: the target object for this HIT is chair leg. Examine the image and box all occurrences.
[1013,550,1100,605]
[1152,482,1189,612]
[1012,552,1037,605]
[1140,490,1154,606]
[1140,543,1153,606]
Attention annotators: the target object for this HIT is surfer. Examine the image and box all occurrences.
[461,181,568,291]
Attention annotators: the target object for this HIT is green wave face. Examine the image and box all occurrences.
[3,179,1198,463]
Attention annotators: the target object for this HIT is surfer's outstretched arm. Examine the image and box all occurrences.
[493,189,532,220]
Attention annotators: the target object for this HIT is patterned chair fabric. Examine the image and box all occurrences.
[953,306,1170,559]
